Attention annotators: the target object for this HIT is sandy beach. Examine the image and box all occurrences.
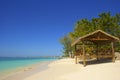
[23,58,120,80]
[1,58,120,80]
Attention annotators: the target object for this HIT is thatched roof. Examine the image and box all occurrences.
[72,30,120,46]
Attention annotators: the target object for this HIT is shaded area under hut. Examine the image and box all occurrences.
[72,30,120,67]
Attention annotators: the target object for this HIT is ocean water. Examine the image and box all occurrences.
[0,57,57,73]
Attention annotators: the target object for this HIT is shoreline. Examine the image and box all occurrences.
[24,58,120,80]
[1,58,120,80]
[24,58,82,80]
[0,60,54,80]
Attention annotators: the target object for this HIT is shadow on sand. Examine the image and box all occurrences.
[79,58,113,66]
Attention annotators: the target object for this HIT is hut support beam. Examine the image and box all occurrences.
[75,56,77,64]
[96,44,100,61]
[111,42,115,62]
[75,44,77,64]
[82,43,86,67]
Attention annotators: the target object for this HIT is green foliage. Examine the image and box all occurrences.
[60,12,120,56]
[70,12,120,39]
[60,35,73,57]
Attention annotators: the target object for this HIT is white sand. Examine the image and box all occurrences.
[24,58,120,80]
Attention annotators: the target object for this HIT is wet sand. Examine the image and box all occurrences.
[0,61,51,80]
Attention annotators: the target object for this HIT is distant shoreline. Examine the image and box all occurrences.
[0,56,59,59]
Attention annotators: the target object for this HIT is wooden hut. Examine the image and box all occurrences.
[72,30,120,67]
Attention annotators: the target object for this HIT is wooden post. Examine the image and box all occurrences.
[111,42,115,62]
[83,43,86,67]
[75,56,77,64]
[96,44,99,61]
[75,44,77,64]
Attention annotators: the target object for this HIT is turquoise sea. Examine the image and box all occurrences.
[0,57,57,73]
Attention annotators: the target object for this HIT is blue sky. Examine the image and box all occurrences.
[0,0,120,57]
